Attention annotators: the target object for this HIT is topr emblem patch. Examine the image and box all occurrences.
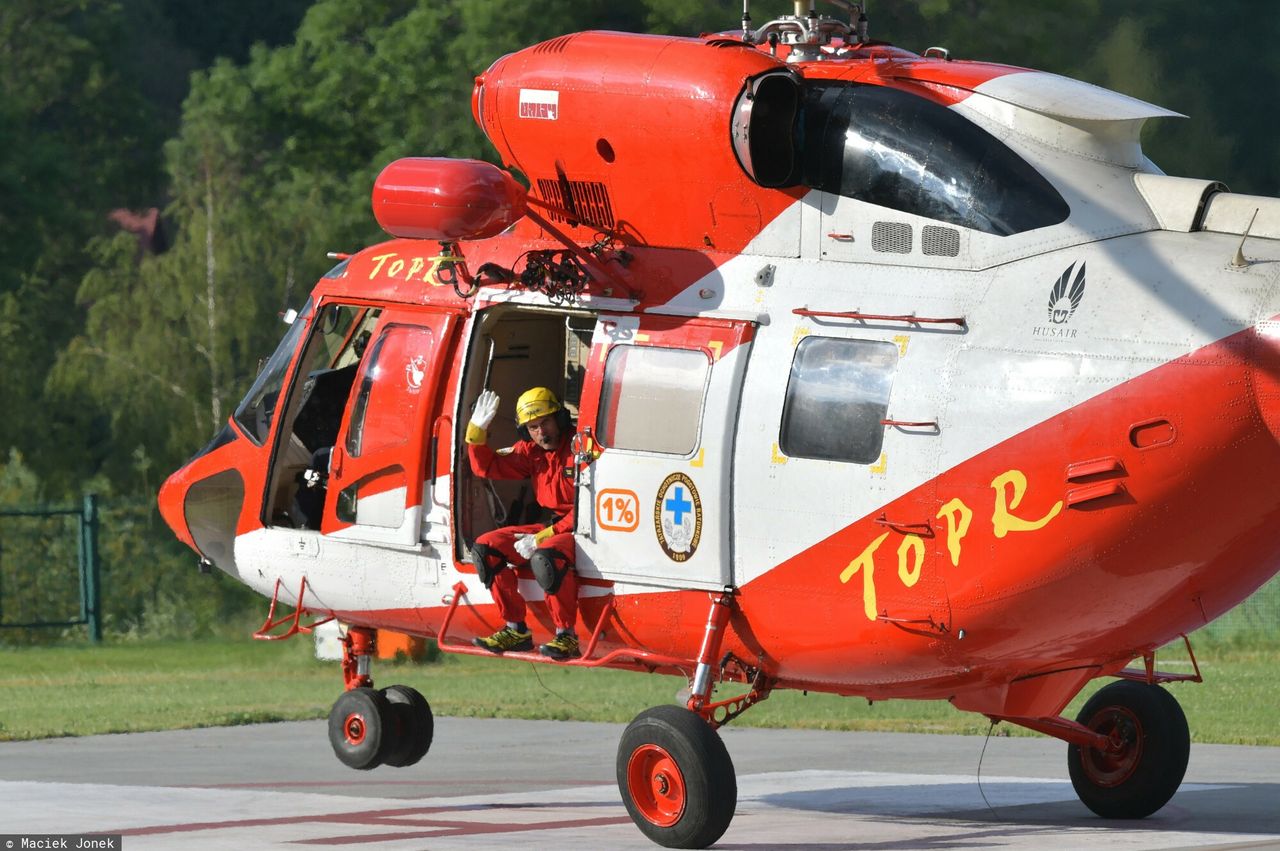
[654,472,702,562]
[405,354,426,390]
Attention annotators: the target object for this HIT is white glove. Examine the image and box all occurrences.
[514,534,537,560]
[471,390,500,430]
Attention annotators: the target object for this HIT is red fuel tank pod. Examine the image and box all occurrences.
[372,157,527,240]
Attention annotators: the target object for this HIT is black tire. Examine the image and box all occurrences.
[1067,680,1190,818]
[380,684,434,768]
[328,687,391,770]
[616,705,736,849]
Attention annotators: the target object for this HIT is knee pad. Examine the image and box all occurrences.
[470,543,504,589]
[530,548,569,594]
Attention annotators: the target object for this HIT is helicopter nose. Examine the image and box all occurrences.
[157,468,194,549]
[157,462,246,577]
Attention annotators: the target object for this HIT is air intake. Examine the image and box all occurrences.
[872,221,912,254]
[532,34,575,54]
[922,225,960,257]
[536,179,616,229]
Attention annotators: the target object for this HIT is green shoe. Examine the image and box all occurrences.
[539,632,581,660]
[473,626,533,654]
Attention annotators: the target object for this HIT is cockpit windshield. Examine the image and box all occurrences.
[233,299,315,445]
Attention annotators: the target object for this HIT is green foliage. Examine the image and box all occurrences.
[6,0,1280,642]
[2,638,1278,744]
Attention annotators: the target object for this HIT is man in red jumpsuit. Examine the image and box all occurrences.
[466,386,580,659]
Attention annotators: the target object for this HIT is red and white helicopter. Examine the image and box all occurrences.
[158,1,1280,846]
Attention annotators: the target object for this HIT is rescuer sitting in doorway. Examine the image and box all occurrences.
[466,386,581,659]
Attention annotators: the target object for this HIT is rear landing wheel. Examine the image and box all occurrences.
[380,684,434,768]
[1068,680,1190,818]
[328,687,391,770]
[617,705,736,849]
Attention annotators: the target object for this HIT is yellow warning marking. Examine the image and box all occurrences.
[893,335,910,356]
[635,333,650,343]
[708,341,723,362]
[597,343,609,363]
[792,327,810,347]
[690,448,706,468]
[771,443,788,465]
[870,453,888,475]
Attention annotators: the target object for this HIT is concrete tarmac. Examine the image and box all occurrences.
[1,717,1278,850]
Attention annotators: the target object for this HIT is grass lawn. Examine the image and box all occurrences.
[0,636,1276,744]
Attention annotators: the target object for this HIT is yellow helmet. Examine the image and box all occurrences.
[515,386,562,426]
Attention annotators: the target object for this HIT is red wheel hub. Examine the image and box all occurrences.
[344,713,367,746]
[627,744,687,827]
[1079,705,1143,787]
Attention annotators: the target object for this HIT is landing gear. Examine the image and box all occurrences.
[616,591,768,848]
[1067,680,1190,818]
[617,705,736,849]
[329,687,391,770]
[381,684,434,767]
[327,627,435,770]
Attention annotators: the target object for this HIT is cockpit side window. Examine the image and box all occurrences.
[260,302,380,528]
[798,82,1069,235]
[233,298,314,445]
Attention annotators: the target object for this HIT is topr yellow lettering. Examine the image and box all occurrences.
[840,532,889,621]
[935,498,973,566]
[405,257,426,281]
[426,254,450,286]
[368,252,396,279]
[991,469,1062,538]
[897,535,924,587]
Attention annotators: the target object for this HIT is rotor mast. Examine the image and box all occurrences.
[740,0,869,60]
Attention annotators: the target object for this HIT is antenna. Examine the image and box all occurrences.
[1230,208,1260,269]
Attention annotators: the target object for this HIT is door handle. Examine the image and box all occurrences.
[430,415,452,484]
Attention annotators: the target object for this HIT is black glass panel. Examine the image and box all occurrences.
[798,82,1069,236]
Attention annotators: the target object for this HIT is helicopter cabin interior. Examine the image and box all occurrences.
[455,305,594,559]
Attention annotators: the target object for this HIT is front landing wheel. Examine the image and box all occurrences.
[617,705,736,849]
[328,687,391,770]
[1068,680,1190,818]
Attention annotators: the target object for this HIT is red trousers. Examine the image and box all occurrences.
[475,523,578,631]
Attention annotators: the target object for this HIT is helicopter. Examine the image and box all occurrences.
[157,1,1280,847]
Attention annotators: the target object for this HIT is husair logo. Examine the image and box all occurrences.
[1047,262,1086,324]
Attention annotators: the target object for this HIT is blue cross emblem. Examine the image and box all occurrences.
[665,487,692,525]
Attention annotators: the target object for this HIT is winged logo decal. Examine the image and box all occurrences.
[1048,262,1086,324]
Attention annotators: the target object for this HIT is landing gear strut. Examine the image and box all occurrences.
[326,626,435,770]
[617,591,767,849]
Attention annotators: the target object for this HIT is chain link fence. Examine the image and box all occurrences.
[0,497,99,640]
[1198,572,1280,644]
[0,496,256,645]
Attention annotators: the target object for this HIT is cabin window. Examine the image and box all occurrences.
[780,336,897,464]
[598,346,710,455]
[346,324,436,457]
[796,82,1069,236]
